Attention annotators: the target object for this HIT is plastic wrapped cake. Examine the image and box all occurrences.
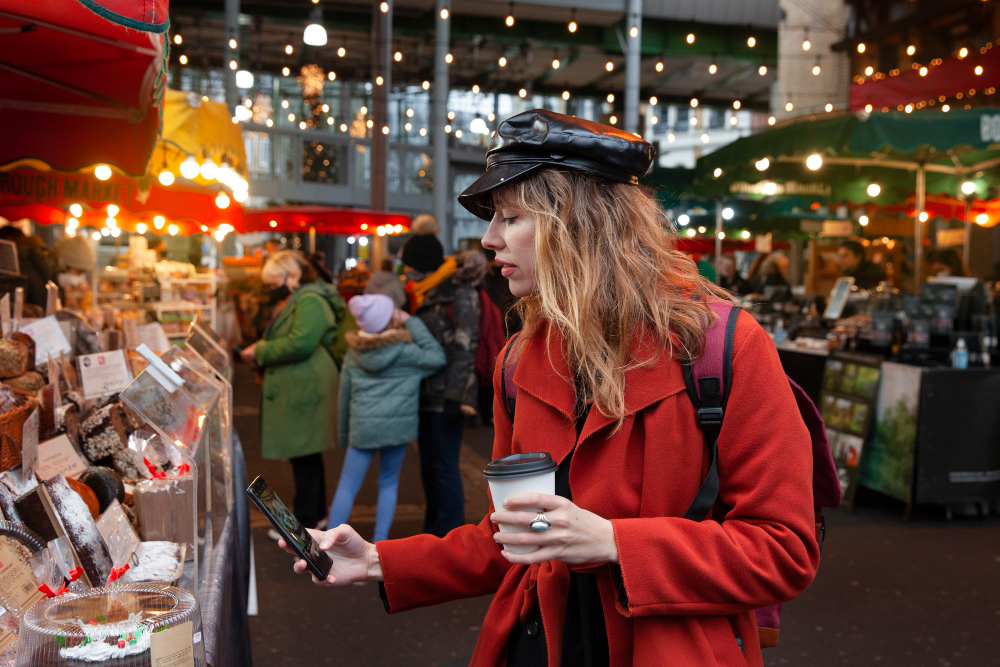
[14,583,206,666]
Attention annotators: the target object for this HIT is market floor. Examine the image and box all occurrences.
[234,364,1000,667]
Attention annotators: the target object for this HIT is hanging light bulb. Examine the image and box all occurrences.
[758,65,767,76]
[110,227,121,238]
[215,193,231,209]
[107,204,119,217]
[179,156,200,179]
[94,165,112,180]
[158,170,175,186]
[154,216,165,229]
[168,224,178,236]
[136,222,147,234]
[867,183,881,197]
[101,227,110,237]
[961,181,976,195]
[236,70,254,88]
[505,3,514,27]
[709,62,717,74]
[304,8,327,46]
[70,204,83,217]
[106,217,117,228]
[806,154,823,170]
[200,159,218,181]
[813,64,821,75]
[66,217,79,230]
[747,36,756,47]
[803,39,811,51]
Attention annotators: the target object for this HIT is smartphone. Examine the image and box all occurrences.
[246,476,333,580]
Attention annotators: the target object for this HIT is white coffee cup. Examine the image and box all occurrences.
[484,452,558,554]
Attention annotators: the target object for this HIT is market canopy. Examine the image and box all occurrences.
[0,0,168,177]
[243,206,411,236]
[694,108,1000,290]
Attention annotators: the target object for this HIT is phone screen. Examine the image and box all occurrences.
[247,477,332,579]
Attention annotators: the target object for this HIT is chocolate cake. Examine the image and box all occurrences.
[79,405,126,464]
[78,467,125,513]
[44,476,113,587]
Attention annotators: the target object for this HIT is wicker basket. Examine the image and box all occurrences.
[0,390,37,472]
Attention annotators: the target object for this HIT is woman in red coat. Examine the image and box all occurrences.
[279,110,820,666]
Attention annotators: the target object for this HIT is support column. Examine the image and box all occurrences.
[371,0,392,269]
[623,0,643,134]
[714,200,723,279]
[224,0,239,111]
[914,165,925,294]
[963,198,972,268]
[433,0,451,250]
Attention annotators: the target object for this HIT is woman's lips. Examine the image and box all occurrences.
[501,266,516,277]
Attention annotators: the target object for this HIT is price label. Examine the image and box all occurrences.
[18,316,72,367]
[78,349,133,399]
[21,408,38,480]
[0,543,45,615]
[35,434,88,481]
[150,620,195,667]
[138,322,171,354]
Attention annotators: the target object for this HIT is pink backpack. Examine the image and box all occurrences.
[500,301,842,648]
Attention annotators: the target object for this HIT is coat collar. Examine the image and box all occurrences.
[511,321,688,440]
[267,283,323,335]
[345,327,412,350]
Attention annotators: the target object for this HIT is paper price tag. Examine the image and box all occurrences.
[78,350,134,399]
[0,293,9,339]
[0,544,45,615]
[21,408,38,480]
[19,316,72,367]
[150,620,195,667]
[138,322,171,354]
[35,434,88,481]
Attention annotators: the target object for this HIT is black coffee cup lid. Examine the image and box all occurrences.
[483,452,558,480]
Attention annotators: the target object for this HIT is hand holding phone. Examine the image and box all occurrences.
[246,476,333,580]
[286,524,382,586]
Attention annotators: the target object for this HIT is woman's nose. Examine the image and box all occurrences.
[482,219,502,250]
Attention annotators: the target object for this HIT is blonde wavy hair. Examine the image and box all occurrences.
[494,169,731,427]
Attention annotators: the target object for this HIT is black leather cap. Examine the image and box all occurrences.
[457,109,654,221]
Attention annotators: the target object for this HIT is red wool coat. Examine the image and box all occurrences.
[377,313,820,666]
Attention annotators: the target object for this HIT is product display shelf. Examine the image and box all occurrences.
[158,275,217,335]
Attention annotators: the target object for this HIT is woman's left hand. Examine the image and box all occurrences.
[240,342,258,363]
[490,493,618,565]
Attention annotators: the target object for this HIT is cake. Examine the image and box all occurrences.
[14,584,206,666]
[78,468,125,514]
[43,476,113,588]
[118,542,185,585]
[79,405,125,465]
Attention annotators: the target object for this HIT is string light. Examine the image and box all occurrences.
[919,67,927,76]
[655,61,664,72]
[338,46,346,57]
[498,56,506,67]
[813,64,821,75]
[825,103,833,112]
[733,100,741,109]
[179,55,188,65]
[709,63,717,74]
[959,47,968,59]
[609,115,617,125]
[282,67,290,76]
[285,45,293,55]
[505,3,514,27]
[867,183,880,197]
[394,51,402,62]
[605,61,614,72]
[422,80,430,90]
[865,104,873,112]
[630,26,638,38]
[859,215,869,226]
[380,2,388,12]
[649,96,658,105]
[158,170,174,186]
[562,91,570,100]
[975,65,984,75]
[229,38,237,49]
[767,116,775,125]
[518,88,526,98]
[606,93,614,103]
[229,60,237,70]
[747,36,756,47]
[173,34,182,45]
[568,20,577,32]
[440,7,448,19]
[686,33,695,44]
[865,66,874,76]
[802,38,811,51]
[95,165,112,180]
[785,101,793,111]
[758,65,767,76]
[857,43,866,53]
[552,59,560,69]
[690,98,699,107]
[445,53,453,64]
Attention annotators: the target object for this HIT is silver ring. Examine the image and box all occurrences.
[529,513,551,531]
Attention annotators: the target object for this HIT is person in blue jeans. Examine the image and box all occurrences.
[328,294,446,541]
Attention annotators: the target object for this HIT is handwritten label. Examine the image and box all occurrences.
[0,293,9,338]
[18,316,72,366]
[21,408,38,480]
[35,434,88,481]
[138,322,171,354]
[78,349,133,399]
[0,543,45,615]
[150,620,195,667]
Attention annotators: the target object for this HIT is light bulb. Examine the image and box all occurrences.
[803,39,811,51]
[358,237,369,246]
[216,193,231,209]
[94,165,112,180]
[858,43,866,53]
[106,217,116,228]
[655,61,664,72]
[813,65,821,75]
[733,100,741,109]
[649,96,658,105]
[200,160,218,180]
[709,63,717,74]
[67,217,79,229]
[867,183,881,197]
[759,65,767,76]
[562,91,570,100]
[961,181,976,195]
[825,103,833,112]
[440,8,448,19]
[747,36,756,47]
[179,156,200,179]
[713,168,723,177]
[92,231,101,240]
[506,15,514,27]
[168,224,178,236]
[101,227,110,237]
[686,33,695,44]
[110,227,120,238]
[136,222,147,234]
[859,215,869,226]
[498,56,505,67]
[236,70,254,88]
[755,158,770,171]
[865,66,874,76]
[154,216,165,229]
[552,59,560,69]
[976,213,989,225]
[338,46,346,57]
[763,182,778,196]
[70,204,83,217]
[722,207,734,220]
[605,61,613,72]
[304,23,327,46]
[907,45,915,56]
[107,204,119,217]
[179,55,188,65]
[158,170,175,186]
[568,21,577,33]
[806,154,823,170]
[690,98,698,107]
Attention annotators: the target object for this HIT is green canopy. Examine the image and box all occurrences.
[693,108,1000,290]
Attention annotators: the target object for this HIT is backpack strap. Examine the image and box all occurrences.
[682,302,740,521]
[500,332,521,422]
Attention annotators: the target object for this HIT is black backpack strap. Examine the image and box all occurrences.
[500,332,521,422]
[682,305,740,521]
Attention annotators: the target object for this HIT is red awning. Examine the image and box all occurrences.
[243,206,411,236]
[0,0,167,176]
[0,166,243,235]
[850,48,1000,111]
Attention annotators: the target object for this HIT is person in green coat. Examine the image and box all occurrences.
[326,294,446,541]
[240,250,346,534]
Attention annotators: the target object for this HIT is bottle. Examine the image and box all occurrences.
[773,318,787,344]
[951,338,969,369]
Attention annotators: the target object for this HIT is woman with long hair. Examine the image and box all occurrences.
[275,111,819,666]
[243,250,346,535]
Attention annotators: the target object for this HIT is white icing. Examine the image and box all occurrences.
[57,615,151,662]
[120,542,184,583]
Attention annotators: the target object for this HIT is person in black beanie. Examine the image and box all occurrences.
[400,214,481,537]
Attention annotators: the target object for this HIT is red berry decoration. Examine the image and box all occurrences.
[118,639,126,648]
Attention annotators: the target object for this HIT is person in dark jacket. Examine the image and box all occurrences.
[838,239,886,289]
[365,258,408,308]
[0,225,59,308]
[718,255,751,295]
[327,294,445,541]
[401,221,482,537]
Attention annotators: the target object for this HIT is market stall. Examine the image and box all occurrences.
[0,289,250,665]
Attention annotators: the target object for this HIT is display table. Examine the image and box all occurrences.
[776,345,1000,512]
[197,430,252,666]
